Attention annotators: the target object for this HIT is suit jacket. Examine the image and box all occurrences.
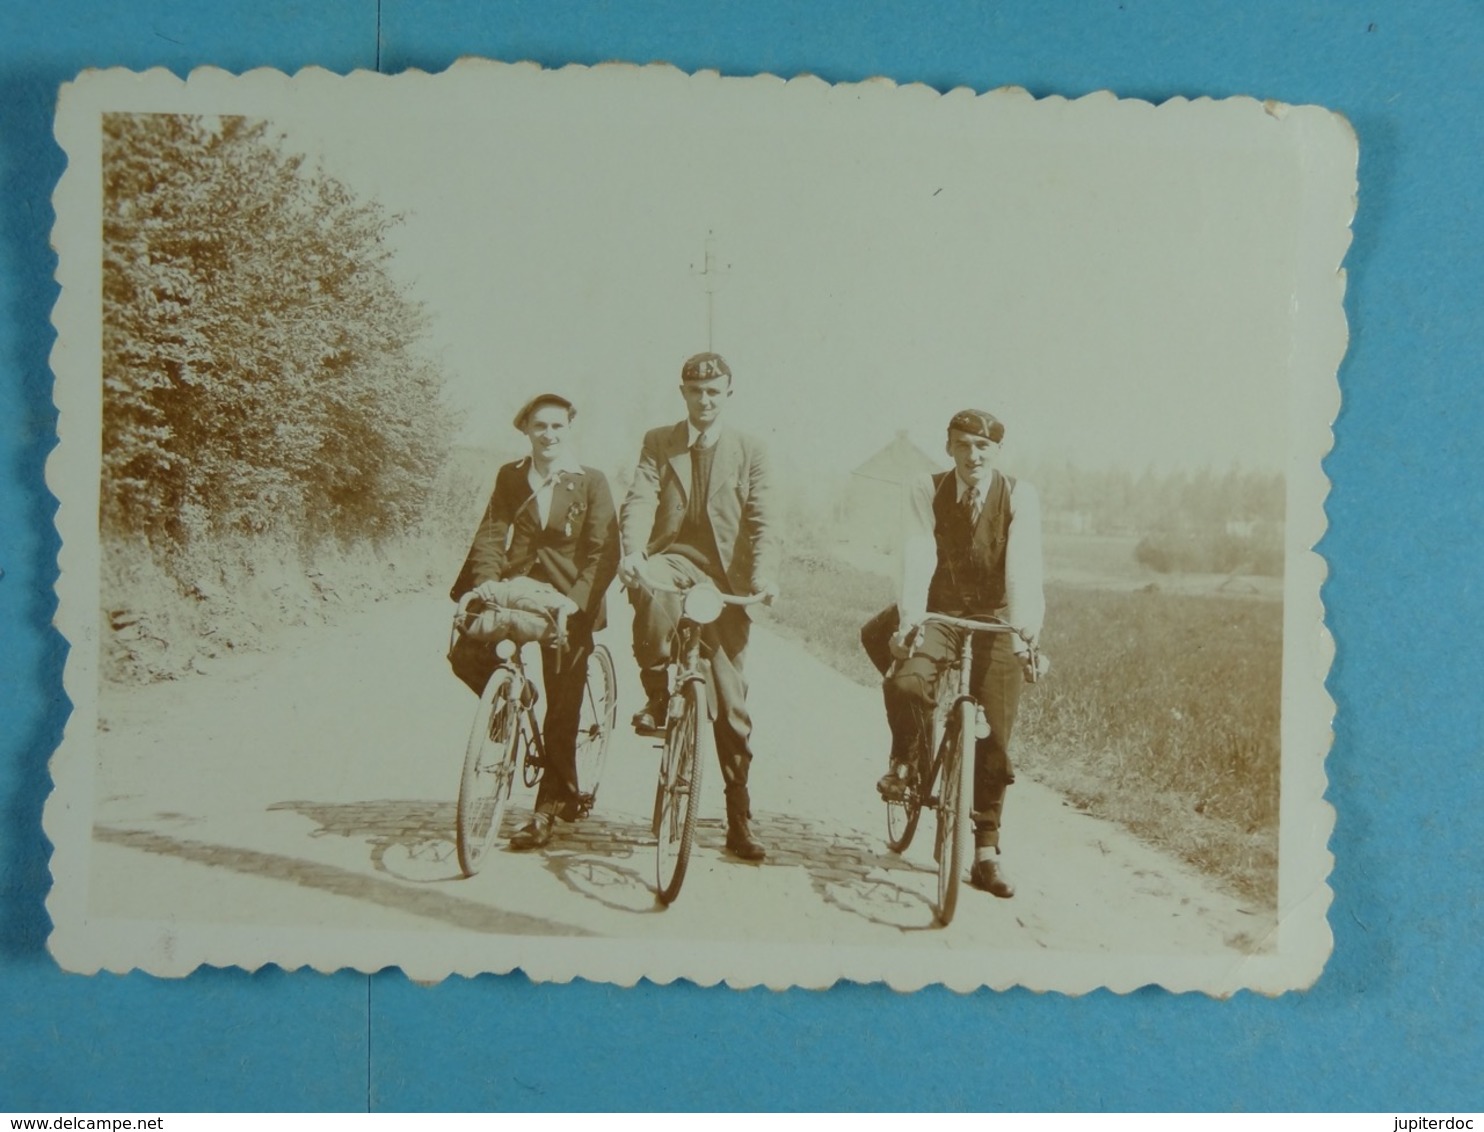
[620,422,779,611]
[450,459,620,631]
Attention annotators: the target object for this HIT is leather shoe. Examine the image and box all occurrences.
[724,819,767,863]
[508,812,556,851]
[631,699,667,737]
[969,855,1014,898]
[876,764,913,803]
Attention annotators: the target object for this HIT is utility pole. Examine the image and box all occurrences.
[690,229,729,350]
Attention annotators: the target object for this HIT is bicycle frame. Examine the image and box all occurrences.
[643,577,763,726]
[904,612,1031,926]
[450,592,618,873]
[639,572,764,904]
[901,612,1032,773]
[496,640,546,761]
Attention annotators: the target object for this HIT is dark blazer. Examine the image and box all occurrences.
[620,422,779,610]
[450,458,620,631]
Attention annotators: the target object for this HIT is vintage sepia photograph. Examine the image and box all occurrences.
[46,62,1350,993]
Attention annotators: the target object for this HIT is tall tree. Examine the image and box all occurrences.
[102,112,452,548]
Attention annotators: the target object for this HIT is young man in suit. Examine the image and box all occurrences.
[450,393,620,851]
[618,352,780,862]
[859,409,1045,898]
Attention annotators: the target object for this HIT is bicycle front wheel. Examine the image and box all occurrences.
[933,698,974,925]
[573,644,618,817]
[885,769,922,854]
[655,681,705,905]
[456,669,521,877]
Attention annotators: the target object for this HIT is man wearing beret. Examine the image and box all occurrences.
[859,408,1045,898]
[617,352,780,862]
[450,393,620,851]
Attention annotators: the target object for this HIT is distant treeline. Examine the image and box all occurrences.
[102,113,452,551]
[1018,462,1285,576]
[1019,461,1285,537]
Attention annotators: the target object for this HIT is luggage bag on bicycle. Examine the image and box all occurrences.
[447,577,570,694]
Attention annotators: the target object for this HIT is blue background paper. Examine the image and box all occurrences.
[3,0,1481,1112]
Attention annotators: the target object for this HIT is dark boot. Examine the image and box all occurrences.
[969,853,1014,898]
[631,666,669,736]
[724,785,766,862]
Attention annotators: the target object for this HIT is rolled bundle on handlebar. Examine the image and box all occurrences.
[454,577,570,648]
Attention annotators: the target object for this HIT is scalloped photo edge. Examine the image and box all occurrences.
[45,60,1349,994]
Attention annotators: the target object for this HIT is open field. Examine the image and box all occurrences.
[771,550,1281,906]
[832,530,1283,600]
[1043,531,1284,598]
[1014,585,1280,906]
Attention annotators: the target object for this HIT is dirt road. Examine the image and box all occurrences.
[89,590,1274,974]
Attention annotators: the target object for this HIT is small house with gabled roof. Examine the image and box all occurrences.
[841,430,944,553]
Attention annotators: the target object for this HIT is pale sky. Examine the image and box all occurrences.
[264,66,1313,483]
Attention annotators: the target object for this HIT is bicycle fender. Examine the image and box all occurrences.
[687,669,719,722]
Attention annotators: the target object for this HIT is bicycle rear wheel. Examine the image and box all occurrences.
[655,681,705,905]
[456,669,521,877]
[932,699,974,925]
[573,644,618,817]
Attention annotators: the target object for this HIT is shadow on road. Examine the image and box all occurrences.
[93,823,593,937]
[537,814,666,915]
[262,798,949,932]
[739,813,944,931]
[526,809,944,930]
[268,798,464,883]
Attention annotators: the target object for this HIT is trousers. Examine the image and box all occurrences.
[860,606,1022,847]
[628,553,755,792]
[531,620,595,819]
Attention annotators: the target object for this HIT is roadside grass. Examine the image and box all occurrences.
[100,458,493,684]
[100,522,471,684]
[772,551,1280,907]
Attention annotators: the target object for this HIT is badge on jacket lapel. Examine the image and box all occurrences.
[561,478,585,537]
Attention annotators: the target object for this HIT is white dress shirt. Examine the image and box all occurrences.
[897,468,1046,647]
[685,421,721,450]
[525,455,582,526]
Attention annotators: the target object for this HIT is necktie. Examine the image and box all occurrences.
[966,485,982,525]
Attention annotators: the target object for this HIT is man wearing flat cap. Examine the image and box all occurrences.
[450,392,620,851]
[617,351,780,862]
[859,408,1045,898]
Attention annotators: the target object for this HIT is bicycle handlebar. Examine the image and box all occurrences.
[907,612,1048,682]
[637,575,768,606]
[913,611,1026,641]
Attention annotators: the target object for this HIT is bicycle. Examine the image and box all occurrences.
[450,592,619,877]
[638,574,765,905]
[881,612,1042,926]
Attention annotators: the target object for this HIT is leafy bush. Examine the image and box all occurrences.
[102,113,452,549]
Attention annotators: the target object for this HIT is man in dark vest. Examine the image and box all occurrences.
[618,352,780,862]
[859,408,1045,898]
[449,392,620,851]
